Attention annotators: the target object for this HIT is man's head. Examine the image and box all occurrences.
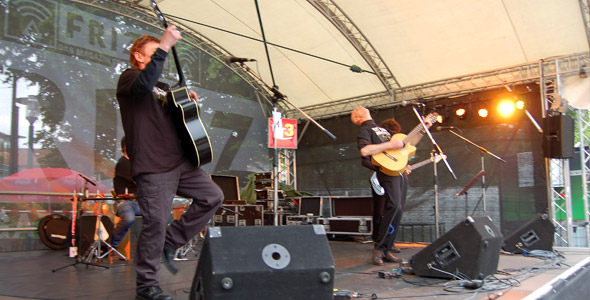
[129,34,161,69]
[350,106,372,125]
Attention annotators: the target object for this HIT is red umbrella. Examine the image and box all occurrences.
[0,168,108,203]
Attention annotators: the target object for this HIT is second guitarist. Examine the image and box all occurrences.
[116,27,224,300]
[351,106,430,266]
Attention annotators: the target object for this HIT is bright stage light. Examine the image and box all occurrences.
[455,107,466,119]
[477,107,488,118]
[515,100,525,110]
[436,114,443,123]
[498,100,515,117]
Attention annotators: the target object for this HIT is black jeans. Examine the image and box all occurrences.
[374,172,407,251]
[134,160,223,292]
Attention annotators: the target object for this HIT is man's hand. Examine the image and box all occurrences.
[189,90,198,103]
[159,25,182,52]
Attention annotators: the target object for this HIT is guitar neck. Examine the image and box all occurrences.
[152,1,185,88]
[170,46,186,88]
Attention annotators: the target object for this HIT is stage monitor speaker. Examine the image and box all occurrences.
[190,225,334,300]
[78,215,113,255]
[409,216,503,280]
[543,115,574,158]
[503,214,554,253]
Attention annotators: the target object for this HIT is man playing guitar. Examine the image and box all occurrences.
[351,106,432,265]
[116,26,223,300]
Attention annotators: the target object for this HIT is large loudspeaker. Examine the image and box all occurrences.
[503,214,555,253]
[78,215,113,255]
[190,225,334,300]
[409,216,503,280]
[543,115,574,158]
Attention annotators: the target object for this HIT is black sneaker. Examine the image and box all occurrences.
[136,286,172,300]
[162,246,178,275]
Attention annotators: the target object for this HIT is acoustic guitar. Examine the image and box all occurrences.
[371,113,438,176]
[151,1,213,167]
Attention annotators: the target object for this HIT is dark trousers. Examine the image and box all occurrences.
[373,172,407,251]
[134,160,223,292]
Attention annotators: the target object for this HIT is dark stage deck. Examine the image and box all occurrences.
[0,238,588,300]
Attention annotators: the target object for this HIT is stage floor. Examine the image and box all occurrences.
[0,237,587,300]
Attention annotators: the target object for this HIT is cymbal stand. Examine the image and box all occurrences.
[81,198,126,264]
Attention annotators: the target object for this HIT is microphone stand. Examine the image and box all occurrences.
[445,129,506,217]
[236,63,337,225]
[411,106,456,239]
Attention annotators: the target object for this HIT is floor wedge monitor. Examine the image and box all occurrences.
[409,216,503,280]
[502,214,554,254]
[190,225,335,300]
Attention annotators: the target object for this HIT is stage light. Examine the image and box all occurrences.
[436,114,444,123]
[498,100,515,117]
[515,99,525,110]
[477,107,488,118]
[455,107,467,119]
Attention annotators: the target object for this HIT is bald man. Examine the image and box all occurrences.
[351,106,405,265]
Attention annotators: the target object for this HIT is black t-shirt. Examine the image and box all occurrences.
[357,120,392,172]
[113,156,137,195]
[116,48,185,176]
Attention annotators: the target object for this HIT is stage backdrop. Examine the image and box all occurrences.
[296,85,548,237]
[0,0,271,247]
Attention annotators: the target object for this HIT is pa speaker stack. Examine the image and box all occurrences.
[190,225,334,300]
[502,214,555,254]
[409,216,503,280]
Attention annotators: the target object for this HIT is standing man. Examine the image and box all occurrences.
[116,26,224,300]
[351,106,406,266]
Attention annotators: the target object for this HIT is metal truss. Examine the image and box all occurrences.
[541,58,590,247]
[576,109,590,246]
[308,0,400,94]
[278,149,297,188]
[286,52,590,119]
[580,0,590,50]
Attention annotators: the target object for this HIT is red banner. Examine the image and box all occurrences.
[268,118,297,149]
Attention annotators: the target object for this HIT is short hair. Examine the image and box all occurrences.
[129,34,160,68]
[120,136,126,152]
[379,118,402,134]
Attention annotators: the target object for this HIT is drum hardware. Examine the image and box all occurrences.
[52,179,128,271]
[79,196,127,264]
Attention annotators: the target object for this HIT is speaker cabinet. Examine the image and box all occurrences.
[409,216,503,280]
[190,225,334,300]
[78,215,113,255]
[503,214,554,253]
[543,115,574,158]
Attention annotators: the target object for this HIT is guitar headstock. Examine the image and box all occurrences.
[151,1,168,28]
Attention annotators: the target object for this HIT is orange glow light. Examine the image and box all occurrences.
[478,108,488,118]
[498,100,515,117]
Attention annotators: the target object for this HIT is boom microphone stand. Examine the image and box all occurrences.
[234,63,336,225]
[445,129,506,217]
[411,106,456,239]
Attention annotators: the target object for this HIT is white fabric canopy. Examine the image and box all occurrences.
[147,0,589,109]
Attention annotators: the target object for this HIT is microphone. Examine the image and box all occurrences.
[223,56,256,63]
[78,174,96,186]
[436,126,456,131]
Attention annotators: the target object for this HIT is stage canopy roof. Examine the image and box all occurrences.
[130,0,589,116]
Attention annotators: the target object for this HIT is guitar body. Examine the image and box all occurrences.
[169,86,213,167]
[371,133,417,176]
